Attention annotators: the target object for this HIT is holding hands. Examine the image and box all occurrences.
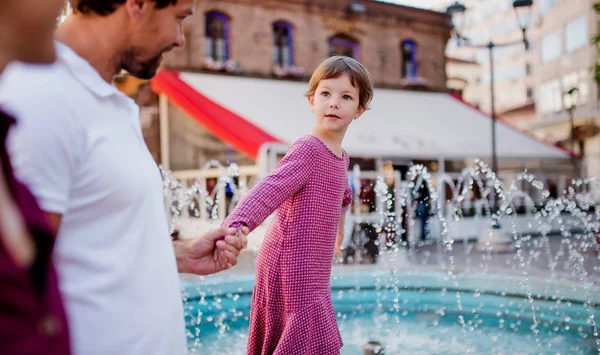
[213,226,250,270]
[175,226,249,275]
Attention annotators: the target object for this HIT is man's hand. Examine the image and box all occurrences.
[214,226,249,268]
[174,226,248,275]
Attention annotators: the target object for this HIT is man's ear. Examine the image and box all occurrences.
[125,0,151,21]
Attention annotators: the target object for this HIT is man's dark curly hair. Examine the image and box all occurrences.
[69,0,178,16]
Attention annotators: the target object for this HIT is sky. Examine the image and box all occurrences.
[379,0,449,10]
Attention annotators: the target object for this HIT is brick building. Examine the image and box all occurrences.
[136,0,456,170]
[136,0,570,175]
[163,0,451,90]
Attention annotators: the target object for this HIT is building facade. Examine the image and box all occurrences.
[163,0,451,90]
[528,0,600,178]
[446,56,482,107]
[148,0,452,170]
[443,0,600,177]
[445,0,536,116]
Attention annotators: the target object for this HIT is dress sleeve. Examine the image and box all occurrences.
[223,138,315,231]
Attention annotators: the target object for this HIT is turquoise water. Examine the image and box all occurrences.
[182,271,600,354]
[188,310,596,354]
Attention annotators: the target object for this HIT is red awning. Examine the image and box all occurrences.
[154,71,572,160]
[151,70,282,160]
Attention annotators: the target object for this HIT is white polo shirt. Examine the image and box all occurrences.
[0,43,187,355]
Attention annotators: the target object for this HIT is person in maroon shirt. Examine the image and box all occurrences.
[0,0,71,353]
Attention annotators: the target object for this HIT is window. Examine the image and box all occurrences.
[562,69,589,106]
[526,38,535,52]
[565,16,587,53]
[525,63,532,76]
[537,79,562,114]
[491,17,523,38]
[273,21,294,67]
[540,30,561,63]
[539,0,558,16]
[526,87,533,100]
[401,40,418,78]
[481,63,525,84]
[501,0,513,12]
[492,42,532,62]
[538,71,589,116]
[328,34,359,59]
[205,11,229,62]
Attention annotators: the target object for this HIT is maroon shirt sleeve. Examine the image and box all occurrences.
[0,111,70,355]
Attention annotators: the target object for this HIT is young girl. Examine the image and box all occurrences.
[222,56,374,354]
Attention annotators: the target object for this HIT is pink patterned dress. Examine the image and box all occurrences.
[223,135,352,355]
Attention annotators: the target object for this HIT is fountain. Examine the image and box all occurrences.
[163,160,600,354]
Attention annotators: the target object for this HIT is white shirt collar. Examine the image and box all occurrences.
[55,41,122,99]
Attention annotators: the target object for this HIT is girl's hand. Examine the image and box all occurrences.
[334,244,342,257]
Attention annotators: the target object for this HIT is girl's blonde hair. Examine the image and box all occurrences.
[305,56,374,111]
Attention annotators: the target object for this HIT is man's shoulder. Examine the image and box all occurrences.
[0,60,87,125]
[0,61,79,107]
[4,56,76,85]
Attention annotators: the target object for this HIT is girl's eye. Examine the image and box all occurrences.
[321,92,330,97]
[343,95,352,100]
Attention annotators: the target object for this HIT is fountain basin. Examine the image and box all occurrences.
[182,270,600,354]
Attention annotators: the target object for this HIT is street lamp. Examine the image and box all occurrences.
[348,1,367,14]
[447,0,533,175]
[563,87,580,152]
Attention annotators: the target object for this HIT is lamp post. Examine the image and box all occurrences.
[447,1,533,175]
[563,87,580,152]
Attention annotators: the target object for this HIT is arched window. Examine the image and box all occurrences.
[205,11,229,62]
[273,21,294,67]
[328,34,359,59]
[401,40,418,78]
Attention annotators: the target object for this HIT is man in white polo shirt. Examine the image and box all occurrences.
[0,0,249,354]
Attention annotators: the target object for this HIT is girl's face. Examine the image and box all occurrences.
[309,74,365,136]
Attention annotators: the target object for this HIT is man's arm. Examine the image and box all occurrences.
[45,210,247,276]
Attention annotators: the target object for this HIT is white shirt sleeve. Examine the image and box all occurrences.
[1,64,82,214]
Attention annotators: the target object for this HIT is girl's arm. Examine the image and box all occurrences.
[335,181,353,255]
[223,138,315,232]
[334,209,347,256]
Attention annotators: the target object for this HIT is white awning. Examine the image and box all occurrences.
[177,72,571,160]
